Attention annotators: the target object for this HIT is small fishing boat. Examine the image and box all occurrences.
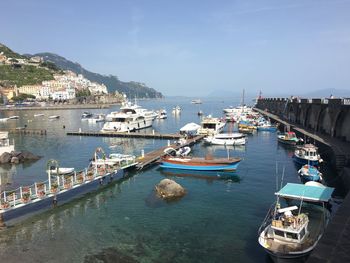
[88,114,106,123]
[164,146,191,157]
[257,122,277,132]
[156,109,167,119]
[277,132,301,145]
[298,164,322,182]
[8,116,19,120]
[159,155,242,171]
[48,115,60,119]
[293,144,323,166]
[204,133,247,146]
[191,99,202,104]
[172,106,181,114]
[258,183,334,260]
[48,167,75,175]
[34,114,44,117]
[81,111,93,119]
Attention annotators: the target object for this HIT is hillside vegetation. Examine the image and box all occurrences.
[0,44,25,59]
[0,65,54,87]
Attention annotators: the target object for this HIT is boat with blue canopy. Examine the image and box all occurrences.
[298,164,323,182]
[258,183,334,260]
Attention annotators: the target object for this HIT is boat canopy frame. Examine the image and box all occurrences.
[275,183,334,203]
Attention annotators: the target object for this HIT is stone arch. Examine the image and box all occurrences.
[317,108,332,134]
[287,104,295,122]
[303,106,312,127]
[334,109,350,142]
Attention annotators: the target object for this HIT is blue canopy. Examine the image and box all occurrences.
[276,183,334,202]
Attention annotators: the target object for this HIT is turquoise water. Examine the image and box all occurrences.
[0,97,339,262]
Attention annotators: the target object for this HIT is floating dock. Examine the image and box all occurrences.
[67,130,182,139]
[136,135,205,170]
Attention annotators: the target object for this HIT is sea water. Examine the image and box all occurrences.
[0,97,341,263]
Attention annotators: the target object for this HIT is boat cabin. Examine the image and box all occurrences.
[295,144,320,160]
[271,206,309,244]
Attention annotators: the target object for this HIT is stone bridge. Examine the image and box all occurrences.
[256,97,350,142]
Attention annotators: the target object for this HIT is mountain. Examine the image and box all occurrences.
[0,43,25,59]
[33,53,163,98]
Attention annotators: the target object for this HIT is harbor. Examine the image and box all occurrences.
[0,96,348,263]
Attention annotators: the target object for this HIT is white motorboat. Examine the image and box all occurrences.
[8,116,19,120]
[48,115,60,119]
[258,183,334,260]
[88,114,106,123]
[0,131,14,155]
[204,133,247,146]
[34,114,44,117]
[81,112,93,119]
[191,99,202,104]
[48,167,75,175]
[164,146,191,157]
[197,116,226,135]
[172,106,181,114]
[156,109,167,119]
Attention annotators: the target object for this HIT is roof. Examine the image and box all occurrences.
[180,122,201,132]
[276,183,334,202]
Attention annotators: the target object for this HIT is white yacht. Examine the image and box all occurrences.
[156,109,167,119]
[0,132,14,155]
[101,101,155,132]
[197,116,226,135]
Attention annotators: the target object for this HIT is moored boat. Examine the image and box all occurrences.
[81,111,93,119]
[172,106,181,114]
[48,167,75,175]
[204,133,247,146]
[34,113,44,117]
[159,155,242,171]
[293,144,323,166]
[277,132,301,145]
[258,183,334,260]
[197,116,226,135]
[298,164,322,182]
[257,122,277,132]
[48,115,60,119]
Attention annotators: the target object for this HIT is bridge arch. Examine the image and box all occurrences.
[334,109,350,142]
[317,108,332,134]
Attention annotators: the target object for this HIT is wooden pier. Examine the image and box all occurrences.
[136,135,205,170]
[1,128,47,135]
[67,130,182,139]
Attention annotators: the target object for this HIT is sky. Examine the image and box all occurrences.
[2,0,350,97]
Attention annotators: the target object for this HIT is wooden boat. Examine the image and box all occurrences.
[258,183,334,260]
[277,132,301,145]
[159,156,242,171]
[298,164,322,182]
[293,144,323,166]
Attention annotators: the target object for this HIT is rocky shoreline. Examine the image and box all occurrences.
[0,151,41,164]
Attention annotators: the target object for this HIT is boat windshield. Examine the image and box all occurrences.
[111,118,126,122]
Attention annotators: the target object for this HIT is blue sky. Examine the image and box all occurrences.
[2,0,350,96]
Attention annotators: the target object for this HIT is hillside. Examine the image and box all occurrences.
[0,64,54,87]
[0,43,25,59]
[34,52,163,98]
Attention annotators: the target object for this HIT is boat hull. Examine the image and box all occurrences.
[293,155,319,166]
[277,138,297,145]
[159,159,241,171]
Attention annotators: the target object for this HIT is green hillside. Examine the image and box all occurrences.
[0,64,54,87]
[0,44,25,59]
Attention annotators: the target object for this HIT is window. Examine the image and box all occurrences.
[286,232,298,240]
[274,230,285,237]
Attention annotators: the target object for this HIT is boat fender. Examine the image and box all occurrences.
[319,158,323,163]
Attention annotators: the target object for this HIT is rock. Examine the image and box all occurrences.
[155,179,186,200]
[10,151,22,157]
[0,152,12,164]
[21,151,41,160]
[11,156,19,164]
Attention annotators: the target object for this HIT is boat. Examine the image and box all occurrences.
[0,132,14,155]
[88,114,105,123]
[156,109,167,119]
[48,167,75,175]
[34,113,44,117]
[48,115,60,119]
[204,133,247,146]
[163,146,191,157]
[8,116,19,120]
[159,155,242,171]
[257,122,277,132]
[0,118,9,122]
[293,144,323,166]
[298,164,323,182]
[179,122,201,136]
[258,183,334,260]
[277,132,301,145]
[81,111,93,119]
[238,127,254,134]
[172,106,181,114]
[197,110,203,116]
[197,116,226,135]
[191,99,202,104]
